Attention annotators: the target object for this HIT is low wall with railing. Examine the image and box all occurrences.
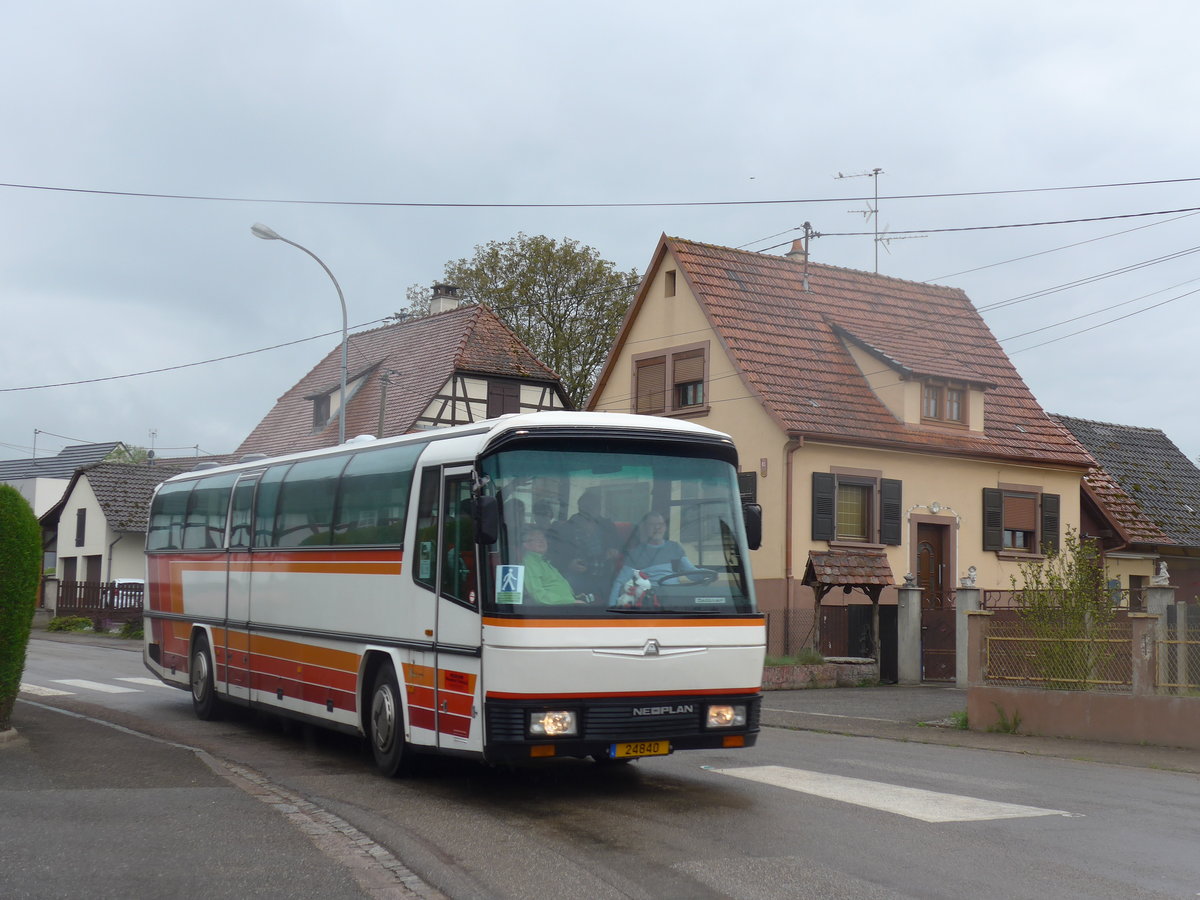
[966,610,1200,750]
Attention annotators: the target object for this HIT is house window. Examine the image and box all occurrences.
[812,473,902,545]
[922,381,967,425]
[75,508,86,547]
[633,344,708,416]
[836,483,870,541]
[983,488,1059,554]
[312,394,331,430]
[673,350,705,408]
[664,269,677,297]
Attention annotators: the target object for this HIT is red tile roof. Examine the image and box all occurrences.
[236,305,562,457]
[803,549,895,586]
[637,236,1092,467]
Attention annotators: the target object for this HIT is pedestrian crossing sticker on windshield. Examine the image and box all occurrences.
[496,565,524,604]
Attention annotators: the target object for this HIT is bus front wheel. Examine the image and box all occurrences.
[369,663,409,777]
[191,633,222,721]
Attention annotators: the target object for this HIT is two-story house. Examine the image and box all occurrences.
[588,235,1094,668]
[236,292,570,457]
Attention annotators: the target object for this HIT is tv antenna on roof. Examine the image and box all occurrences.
[835,167,883,273]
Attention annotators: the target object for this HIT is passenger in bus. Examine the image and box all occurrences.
[520,528,583,605]
[555,488,621,599]
[609,511,703,603]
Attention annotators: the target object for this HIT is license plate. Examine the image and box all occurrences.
[610,740,671,759]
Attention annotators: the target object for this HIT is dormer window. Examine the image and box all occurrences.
[922,382,966,426]
[312,394,331,430]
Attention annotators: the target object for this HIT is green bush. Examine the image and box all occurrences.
[1013,528,1115,690]
[765,649,826,667]
[118,620,143,640]
[0,485,41,731]
[46,616,94,633]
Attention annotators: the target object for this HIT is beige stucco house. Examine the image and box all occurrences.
[588,235,1094,655]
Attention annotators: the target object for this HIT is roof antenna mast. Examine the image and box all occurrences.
[835,167,883,273]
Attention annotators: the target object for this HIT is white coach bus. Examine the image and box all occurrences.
[143,412,764,775]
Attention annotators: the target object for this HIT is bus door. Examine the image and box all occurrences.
[413,465,484,753]
[222,472,258,703]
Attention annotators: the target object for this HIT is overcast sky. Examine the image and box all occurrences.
[4,2,1200,465]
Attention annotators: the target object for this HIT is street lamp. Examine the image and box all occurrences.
[250,223,349,445]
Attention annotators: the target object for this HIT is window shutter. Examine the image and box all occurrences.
[635,359,666,413]
[982,488,1003,551]
[812,473,836,542]
[880,478,902,546]
[1003,495,1037,531]
[672,351,705,385]
[1040,493,1060,553]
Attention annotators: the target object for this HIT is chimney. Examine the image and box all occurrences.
[785,239,808,263]
[429,283,460,315]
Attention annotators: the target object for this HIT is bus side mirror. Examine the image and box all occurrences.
[474,495,499,545]
[742,503,762,551]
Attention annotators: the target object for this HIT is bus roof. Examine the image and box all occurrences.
[158,412,735,484]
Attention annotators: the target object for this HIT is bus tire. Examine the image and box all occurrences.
[369,663,409,777]
[190,633,222,721]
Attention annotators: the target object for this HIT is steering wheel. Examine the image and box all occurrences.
[653,568,719,586]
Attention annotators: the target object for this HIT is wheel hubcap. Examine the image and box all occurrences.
[372,685,396,751]
[192,650,209,701]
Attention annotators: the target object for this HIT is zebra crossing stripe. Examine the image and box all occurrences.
[709,765,1075,823]
[53,679,140,694]
[117,677,172,688]
[20,683,72,697]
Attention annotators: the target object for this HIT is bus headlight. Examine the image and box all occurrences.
[706,704,747,729]
[529,710,578,737]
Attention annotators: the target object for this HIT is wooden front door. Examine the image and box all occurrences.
[917,523,955,682]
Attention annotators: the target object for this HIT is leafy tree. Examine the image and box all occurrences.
[0,485,41,731]
[1012,528,1116,690]
[398,233,639,407]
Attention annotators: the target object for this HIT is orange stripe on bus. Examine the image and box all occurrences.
[485,687,760,699]
[403,663,436,688]
[250,634,360,673]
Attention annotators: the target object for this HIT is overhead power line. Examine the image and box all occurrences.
[0,318,390,393]
[2,175,1200,209]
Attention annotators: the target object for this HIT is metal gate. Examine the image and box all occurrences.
[920,593,956,682]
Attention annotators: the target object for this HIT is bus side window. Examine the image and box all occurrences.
[413,469,440,590]
[228,476,258,549]
[254,465,289,548]
[182,474,236,550]
[148,481,194,551]
[333,443,419,546]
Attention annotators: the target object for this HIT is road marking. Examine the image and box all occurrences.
[19,683,72,697]
[709,765,1075,823]
[53,679,140,694]
[117,677,171,688]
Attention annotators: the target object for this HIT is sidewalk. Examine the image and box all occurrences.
[5,629,441,899]
[761,683,1200,775]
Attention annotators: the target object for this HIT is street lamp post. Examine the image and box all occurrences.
[250,223,349,445]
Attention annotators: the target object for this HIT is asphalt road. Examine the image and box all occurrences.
[10,633,1200,899]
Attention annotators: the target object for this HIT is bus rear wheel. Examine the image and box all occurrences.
[191,633,222,721]
[369,663,409,777]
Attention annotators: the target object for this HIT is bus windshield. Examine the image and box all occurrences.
[481,442,755,616]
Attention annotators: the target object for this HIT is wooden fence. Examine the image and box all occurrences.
[54,580,144,626]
